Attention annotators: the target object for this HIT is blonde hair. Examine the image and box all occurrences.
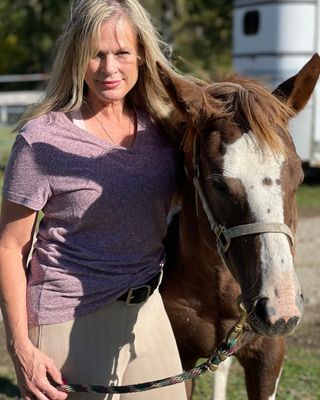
[17,0,183,137]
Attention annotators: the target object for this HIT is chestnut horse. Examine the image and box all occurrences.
[159,54,320,400]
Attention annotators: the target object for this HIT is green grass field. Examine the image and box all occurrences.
[192,347,320,400]
[296,184,320,210]
[0,126,319,399]
[0,127,15,172]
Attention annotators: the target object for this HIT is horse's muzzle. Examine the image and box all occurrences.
[249,294,304,336]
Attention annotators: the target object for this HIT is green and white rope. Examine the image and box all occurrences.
[55,337,239,395]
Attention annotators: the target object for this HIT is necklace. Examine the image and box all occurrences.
[92,112,116,144]
[85,102,135,146]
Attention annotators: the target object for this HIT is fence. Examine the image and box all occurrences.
[0,74,48,125]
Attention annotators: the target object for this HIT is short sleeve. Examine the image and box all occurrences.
[2,133,51,211]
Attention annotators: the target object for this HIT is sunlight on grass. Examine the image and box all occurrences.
[296,185,320,210]
[192,346,320,400]
[0,127,15,171]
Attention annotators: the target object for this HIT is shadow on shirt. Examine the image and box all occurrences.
[25,140,178,394]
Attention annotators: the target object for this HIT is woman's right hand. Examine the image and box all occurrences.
[0,200,67,399]
[10,340,68,400]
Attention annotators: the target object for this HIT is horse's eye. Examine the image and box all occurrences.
[208,177,245,205]
[214,181,229,194]
[207,177,230,195]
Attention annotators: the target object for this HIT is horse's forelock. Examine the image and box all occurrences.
[204,77,294,155]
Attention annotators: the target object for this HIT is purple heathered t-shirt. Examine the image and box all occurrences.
[2,111,177,326]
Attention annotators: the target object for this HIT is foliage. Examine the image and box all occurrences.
[0,0,71,89]
[173,0,233,79]
[0,0,232,88]
[141,0,233,79]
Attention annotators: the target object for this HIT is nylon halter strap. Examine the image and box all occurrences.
[191,135,295,257]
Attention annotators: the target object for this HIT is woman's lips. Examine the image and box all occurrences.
[100,80,121,89]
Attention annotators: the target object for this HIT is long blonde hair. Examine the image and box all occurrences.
[17,0,184,138]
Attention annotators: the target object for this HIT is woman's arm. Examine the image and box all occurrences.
[0,199,67,400]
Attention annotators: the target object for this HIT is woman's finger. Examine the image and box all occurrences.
[46,362,63,385]
[40,379,68,400]
[44,362,68,399]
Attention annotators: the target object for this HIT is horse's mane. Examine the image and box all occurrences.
[201,75,294,155]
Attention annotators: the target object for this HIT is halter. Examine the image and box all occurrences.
[190,135,295,260]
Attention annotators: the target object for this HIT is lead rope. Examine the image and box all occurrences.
[55,302,247,395]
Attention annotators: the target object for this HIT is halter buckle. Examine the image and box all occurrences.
[216,226,231,253]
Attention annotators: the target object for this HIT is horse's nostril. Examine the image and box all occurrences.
[297,293,304,312]
[254,297,276,325]
[287,316,300,333]
[252,297,302,335]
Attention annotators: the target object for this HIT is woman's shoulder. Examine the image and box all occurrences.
[19,111,68,144]
[22,111,67,132]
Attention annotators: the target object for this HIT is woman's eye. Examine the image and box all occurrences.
[94,52,104,60]
[116,51,130,57]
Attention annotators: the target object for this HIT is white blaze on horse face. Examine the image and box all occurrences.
[222,133,294,277]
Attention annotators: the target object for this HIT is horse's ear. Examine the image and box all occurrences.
[272,53,320,113]
[156,62,205,119]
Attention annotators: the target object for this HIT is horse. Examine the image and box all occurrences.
[158,54,320,400]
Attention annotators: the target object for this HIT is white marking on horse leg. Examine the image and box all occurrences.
[268,367,282,400]
[212,357,233,400]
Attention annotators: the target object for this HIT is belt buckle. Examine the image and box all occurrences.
[126,285,151,306]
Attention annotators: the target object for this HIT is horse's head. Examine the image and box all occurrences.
[158,55,320,336]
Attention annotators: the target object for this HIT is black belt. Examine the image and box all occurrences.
[117,271,162,306]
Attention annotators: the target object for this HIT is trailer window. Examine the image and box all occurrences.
[243,11,259,35]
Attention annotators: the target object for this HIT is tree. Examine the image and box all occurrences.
[0,0,233,87]
[174,0,233,79]
[0,0,71,89]
[141,0,233,79]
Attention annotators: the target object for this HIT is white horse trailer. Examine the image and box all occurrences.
[233,0,320,167]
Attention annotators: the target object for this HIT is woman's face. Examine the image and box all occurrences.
[84,16,140,108]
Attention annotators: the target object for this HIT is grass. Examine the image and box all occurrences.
[191,347,320,400]
[0,322,19,400]
[296,184,320,210]
[0,127,14,172]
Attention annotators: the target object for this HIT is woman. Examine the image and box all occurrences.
[0,1,188,399]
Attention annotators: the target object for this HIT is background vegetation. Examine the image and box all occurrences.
[0,0,232,90]
[0,0,70,90]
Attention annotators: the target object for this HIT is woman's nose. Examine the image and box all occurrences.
[103,55,118,75]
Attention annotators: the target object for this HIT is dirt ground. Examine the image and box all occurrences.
[288,210,320,352]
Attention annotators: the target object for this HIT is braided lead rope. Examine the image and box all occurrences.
[56,338,237,395]
[56,303,247,395]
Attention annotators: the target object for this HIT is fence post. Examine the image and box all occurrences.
[0,105,8,125]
